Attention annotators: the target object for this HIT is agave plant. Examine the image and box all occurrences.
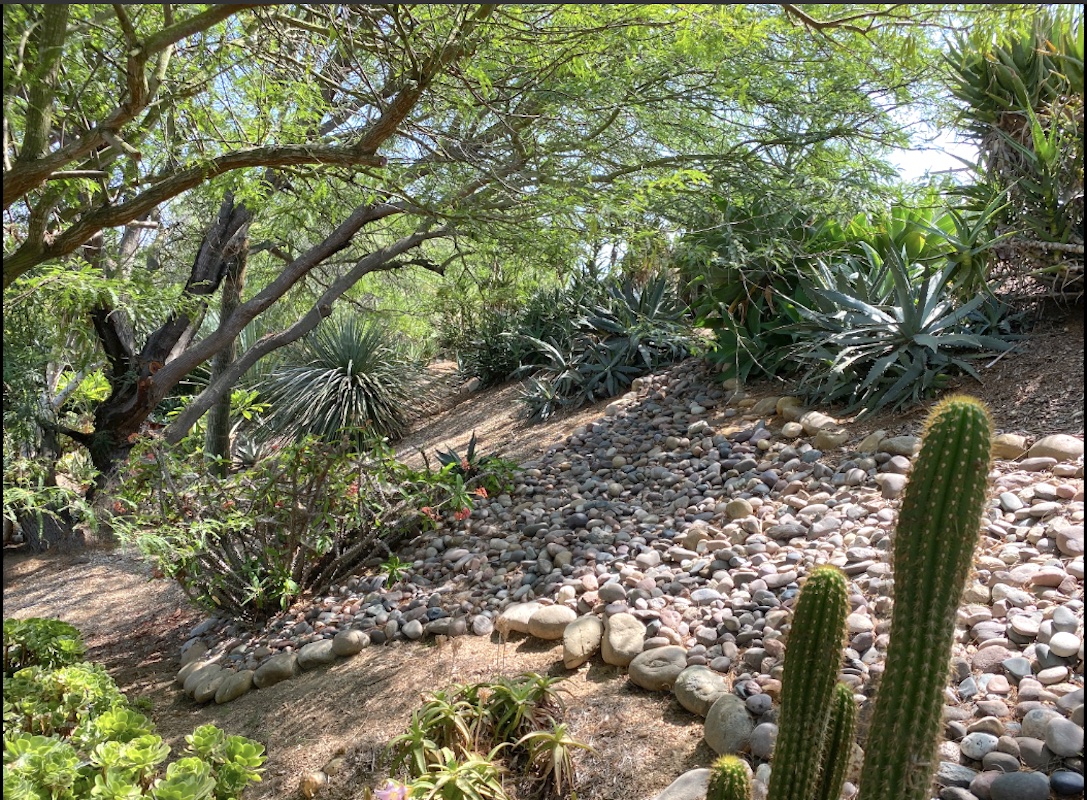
[516,274,695,419]
[256,315,421,443]
[786,244,1017,417]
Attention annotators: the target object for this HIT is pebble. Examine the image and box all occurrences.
[628,646,688,691]
[1050,770,1085,796]
[704,693,755,755]
[1044,717,1084,757]
[172,359,1083,800]
[1048,631,1081,658]
[563,615,604,669]
[673,666,729,717]
[936,762,979,788]
[750,722,778,759]
[990,771,1050,800]
[649,768,710,800]
[527,605,576,640]
[960,732,1000,761]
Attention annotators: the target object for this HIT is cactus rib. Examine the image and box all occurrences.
[766,565,849,800]
[812,682,857,800]
[708,755,752,800]
[858,395,993,800]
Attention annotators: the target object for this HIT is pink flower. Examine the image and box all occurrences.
[374,780,410,800]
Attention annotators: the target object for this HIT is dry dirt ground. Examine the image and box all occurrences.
[3,301,1084,800]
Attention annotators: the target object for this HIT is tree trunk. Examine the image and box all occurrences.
[18,423,83,552]
[204,241,248,476]
[84,194,252,492]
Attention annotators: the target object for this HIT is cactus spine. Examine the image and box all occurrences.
[766,565,848,800]
[708,755,752,800]
[811,682,857,800]
[858,395,993,800]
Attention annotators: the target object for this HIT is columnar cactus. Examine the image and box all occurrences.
[811,682,857,800]
[708,754,752,800]
[858,395,993,800]
[766,565,849,800]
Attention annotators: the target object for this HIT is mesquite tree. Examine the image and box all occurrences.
[3,5,1031,549]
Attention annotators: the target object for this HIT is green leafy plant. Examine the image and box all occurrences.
[112,435,427,620]
[415,689,483,755]
[380,555,409,588]
[2,620,265,799]
[517,274,696,420]
[384,673,586,800]
[945,9,1083,297]
[482,674,566,745]
[434,433,518,497]
[3,618,85,678]
[786,245,1017,417]
[388,710,446,779]
[256,314,423,444]
[407,746,511,800]
[454,310,529,389]
[2,458,99,552]
[676,196,839,384]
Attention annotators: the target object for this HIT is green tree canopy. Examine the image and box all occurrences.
[2,3,1042,495]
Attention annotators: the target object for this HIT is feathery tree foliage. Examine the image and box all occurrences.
[3,4,1047,548]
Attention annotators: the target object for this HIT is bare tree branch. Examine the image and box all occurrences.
[3,144,387,286]
[2,4,258,210]
[163,226,448,442]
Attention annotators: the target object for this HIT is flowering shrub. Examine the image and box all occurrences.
[112,436,425,620]
[111,434,516,620]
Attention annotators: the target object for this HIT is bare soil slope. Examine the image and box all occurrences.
[4,303,1083,800]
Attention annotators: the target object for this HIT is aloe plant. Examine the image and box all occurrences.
[767,565,849,800]
[858,395,993,800]
[945,9,1083,295]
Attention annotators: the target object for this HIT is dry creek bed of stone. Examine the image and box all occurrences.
[174,360,1084,800]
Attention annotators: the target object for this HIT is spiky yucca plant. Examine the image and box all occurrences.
[257,315,421,443]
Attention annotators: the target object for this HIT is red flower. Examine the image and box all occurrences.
[421,506,440,522]
[112,501,125,514]
[347,481,359,499]
[461,458,470,471]
[222,499,236,510]
[454,507,471,522]
[474,486,488,499]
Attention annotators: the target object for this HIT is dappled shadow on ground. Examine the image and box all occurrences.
[3,306,1083,800]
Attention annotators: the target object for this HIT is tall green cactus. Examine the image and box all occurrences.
[708,755,751,800]
[811,682,857,800]
[859,395,993,800]
[767,565,849,800]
